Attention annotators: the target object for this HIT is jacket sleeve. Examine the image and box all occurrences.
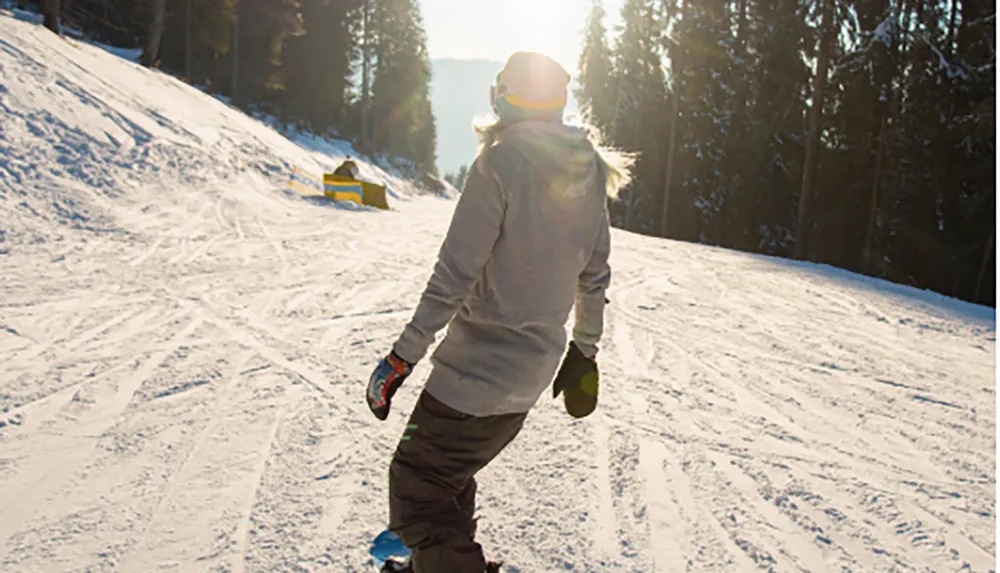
[573,207,611,358]
[392,154,506,364]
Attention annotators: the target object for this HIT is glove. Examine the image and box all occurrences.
[552,341,599,418]
[366,351,413,421]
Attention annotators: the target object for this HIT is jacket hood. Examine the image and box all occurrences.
[496,120,601,201]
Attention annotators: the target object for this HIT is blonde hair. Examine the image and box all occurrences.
[472,114,636,199]
[573,119,636,199]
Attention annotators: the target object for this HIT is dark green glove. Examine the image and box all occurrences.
[553,341,599,418]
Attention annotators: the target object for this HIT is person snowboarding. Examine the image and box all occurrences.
[365,51,633,573]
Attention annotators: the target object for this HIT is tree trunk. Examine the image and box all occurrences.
[946,0,959,58]
[41,0,60,34]
[873,0,909,277]
[793,0,834,260]
[864,117,888,273]
[659,82,682,238]
[623,8,648,232]
[973,220,995,303]
[721,0,749,247]
[185,0,193,80]
[610,68,628,145]
[141,0,167,68]
[660,0,687,238]
[370,1,384,152]
[231,13,240,101]
[624,113,641,230]
[61,0,72,31]
[360,0,372,155]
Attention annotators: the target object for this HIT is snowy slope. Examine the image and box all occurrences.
[0,8,426,247]
[0,10,996,573]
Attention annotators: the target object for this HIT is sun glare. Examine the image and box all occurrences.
[421,0,619,75]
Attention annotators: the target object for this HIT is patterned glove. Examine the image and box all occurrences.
[366,351,414,421]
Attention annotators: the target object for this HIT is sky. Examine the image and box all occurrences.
[420,0,625,75]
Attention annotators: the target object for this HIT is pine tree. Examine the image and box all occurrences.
[711,0,755,251]
[793,0,835,260]
[820,0,897,272]
[444,164,469,191]
[232,0,304,106]
[140,0,166,67]
[663,0,737,244]
[952,0,995,303]
[587,0,993,304]
[740,0,811,255]
[370,0,437,173]
[157,0,238,90]
[41,0,60,34]
[455,164,469,190]
[885,0,996,301]
[576,0,616,134]
[658,0,686,239]
[609,0,666,233]
[282,0,361,132]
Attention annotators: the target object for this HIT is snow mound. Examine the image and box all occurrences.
[0,10,421,246]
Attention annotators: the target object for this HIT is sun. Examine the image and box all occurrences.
[423,0,589,74]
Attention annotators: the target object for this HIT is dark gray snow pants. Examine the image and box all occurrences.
[388,390,527,573]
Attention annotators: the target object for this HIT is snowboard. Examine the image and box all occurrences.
[369,529,411,571]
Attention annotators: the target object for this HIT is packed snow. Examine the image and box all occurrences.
[0,10,996,573]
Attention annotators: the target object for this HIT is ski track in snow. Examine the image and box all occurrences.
[0,10,996,573]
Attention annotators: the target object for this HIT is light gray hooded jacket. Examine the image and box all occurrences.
[392,120,612,417]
